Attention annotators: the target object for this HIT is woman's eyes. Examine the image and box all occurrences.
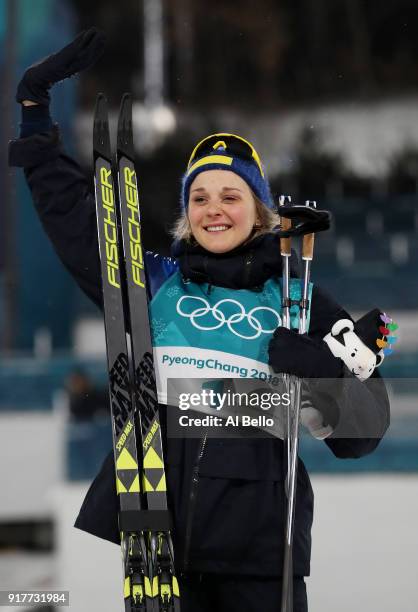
[192,196,239,204]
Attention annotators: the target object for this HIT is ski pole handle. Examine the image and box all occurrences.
[301,200,316,261]
[279,195,292,256]
[302,232,315,260]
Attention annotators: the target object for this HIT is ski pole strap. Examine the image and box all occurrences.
[119,510,172,532]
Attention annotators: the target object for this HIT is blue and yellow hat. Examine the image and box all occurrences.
[181,133,274,209]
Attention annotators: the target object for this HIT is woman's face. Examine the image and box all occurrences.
[187,170,259,253]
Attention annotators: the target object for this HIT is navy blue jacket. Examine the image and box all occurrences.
[9,126,390,577]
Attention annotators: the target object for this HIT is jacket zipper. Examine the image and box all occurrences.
[183,432,208,570]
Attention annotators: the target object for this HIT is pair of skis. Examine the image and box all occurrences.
[93,93,180,612]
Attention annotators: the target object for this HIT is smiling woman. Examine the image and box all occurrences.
[8,32,390,611]
[171,134,281,248]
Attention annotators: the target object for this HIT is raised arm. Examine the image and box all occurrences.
[8,28,106,307]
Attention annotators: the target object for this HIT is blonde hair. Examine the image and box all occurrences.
[171,193,281,243]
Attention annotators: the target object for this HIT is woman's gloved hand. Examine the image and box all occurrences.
[268,327,343,379]
[16,27,106,106]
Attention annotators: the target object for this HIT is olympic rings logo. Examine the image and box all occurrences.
[176,296,282,340]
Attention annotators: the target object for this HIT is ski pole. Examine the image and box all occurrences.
[298,201,316,334]
[278,194,295,612]
[278,194,292,495]
[280,200,317,612]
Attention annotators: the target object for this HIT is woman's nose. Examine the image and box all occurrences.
[206,200,222,215]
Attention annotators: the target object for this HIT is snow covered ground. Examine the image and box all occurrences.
[308,474,418,612]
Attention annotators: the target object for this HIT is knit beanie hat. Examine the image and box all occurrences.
[181,133,274,209]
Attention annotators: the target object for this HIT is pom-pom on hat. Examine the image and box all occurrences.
[181,133,274,210]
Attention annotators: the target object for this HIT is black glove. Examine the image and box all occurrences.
[279,205,331,236]
[268,327,343,379]
[16,27,106,106]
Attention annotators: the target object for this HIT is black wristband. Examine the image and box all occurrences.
[20,104,53,138]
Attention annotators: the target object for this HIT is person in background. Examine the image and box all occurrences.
[65,368,109,421]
